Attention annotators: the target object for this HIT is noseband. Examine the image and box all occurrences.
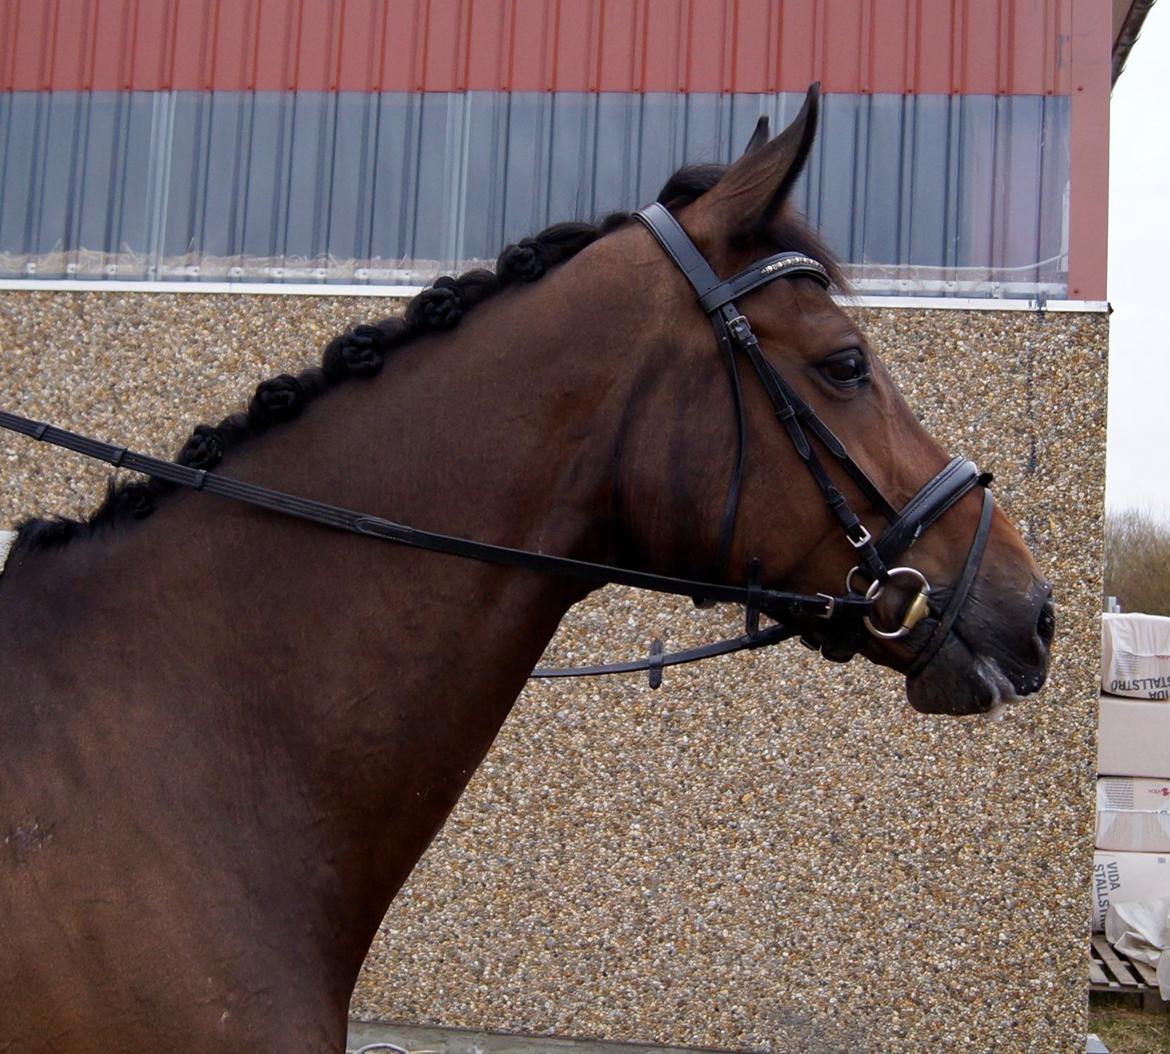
[0,204,993,685]
[630,203,995,671]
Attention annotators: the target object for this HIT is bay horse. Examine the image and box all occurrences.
[0,89,1052,1052]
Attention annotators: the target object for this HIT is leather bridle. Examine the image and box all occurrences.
[596,203,997,677]
[0,204,994,687]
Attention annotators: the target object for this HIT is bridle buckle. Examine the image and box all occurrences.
[726,315,752,346]
[847,524,873,548]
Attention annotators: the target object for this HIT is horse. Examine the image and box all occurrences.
[0,87,1052,1052]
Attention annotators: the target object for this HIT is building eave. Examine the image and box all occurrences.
[1114,0,1158,84]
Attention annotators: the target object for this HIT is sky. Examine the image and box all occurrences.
[1106,1,1170,524]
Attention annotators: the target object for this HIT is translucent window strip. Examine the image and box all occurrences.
[0,91,1070,298]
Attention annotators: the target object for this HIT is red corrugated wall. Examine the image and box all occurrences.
[1,0,1073,95]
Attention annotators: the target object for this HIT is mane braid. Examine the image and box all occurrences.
[11,160,840,555]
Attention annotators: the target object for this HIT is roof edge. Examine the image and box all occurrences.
[1114,0,1158,84]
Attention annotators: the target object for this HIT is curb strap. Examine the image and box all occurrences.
[531,620,798,688]
[531,556,868,688]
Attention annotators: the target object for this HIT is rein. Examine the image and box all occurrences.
[0,408,863,620]
[0,204,993,687]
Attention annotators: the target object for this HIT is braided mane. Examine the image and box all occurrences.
[13,162,840,553]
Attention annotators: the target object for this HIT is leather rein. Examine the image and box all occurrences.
[0,203,993,687]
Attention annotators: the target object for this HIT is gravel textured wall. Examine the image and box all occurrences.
[0,292,1106,1053]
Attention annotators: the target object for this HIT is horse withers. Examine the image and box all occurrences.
[0,87,1052,1051]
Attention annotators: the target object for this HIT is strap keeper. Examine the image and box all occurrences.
[193,469,208,490]
[111,446,127,467]
[33,422,49,440]
[858,547,888,583]
[647,639,665,690]
[744,558,764,638]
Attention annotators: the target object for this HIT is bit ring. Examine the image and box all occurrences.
[857,566,931,640]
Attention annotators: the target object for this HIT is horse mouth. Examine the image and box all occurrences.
[894,573,1054,717]
[903,624,1045,717]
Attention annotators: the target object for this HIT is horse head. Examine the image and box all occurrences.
[600,87,1053,716]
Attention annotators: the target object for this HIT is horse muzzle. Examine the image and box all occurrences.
[904,577,1054,716]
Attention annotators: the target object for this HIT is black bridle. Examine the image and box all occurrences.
[612,203,996,679]
[0,204,993,686]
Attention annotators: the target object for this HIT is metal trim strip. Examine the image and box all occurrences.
[0,279,1110,312]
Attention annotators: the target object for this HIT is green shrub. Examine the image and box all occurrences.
[1104,509,1170,616]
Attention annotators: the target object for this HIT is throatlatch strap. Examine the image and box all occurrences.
[711,331,748,587]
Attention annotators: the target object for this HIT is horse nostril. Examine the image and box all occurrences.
[1037,598,1056,646]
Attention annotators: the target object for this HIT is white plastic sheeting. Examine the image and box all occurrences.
[0,529,15,578]
[1105,897,1170,1000]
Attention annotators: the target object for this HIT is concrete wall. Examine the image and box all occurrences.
[0,292,1106,1053]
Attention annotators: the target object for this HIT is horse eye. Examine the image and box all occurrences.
[818,350,868,387]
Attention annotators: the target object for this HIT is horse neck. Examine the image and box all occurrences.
[230,277,638,705]
[8,249,657,973]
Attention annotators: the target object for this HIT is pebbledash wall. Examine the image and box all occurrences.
[0,288,1105,1052]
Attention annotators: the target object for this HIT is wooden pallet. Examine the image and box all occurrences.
[1090,934,1168,1013]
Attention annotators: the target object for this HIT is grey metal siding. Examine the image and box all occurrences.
[0,90,1069,295]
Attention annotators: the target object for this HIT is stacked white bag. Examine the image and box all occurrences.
[1093,781,1170,931]
[1101,612,1170,699]
[1095,612,1170,999]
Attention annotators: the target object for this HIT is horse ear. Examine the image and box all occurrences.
[706,84,820,231]
[741,115,770,156]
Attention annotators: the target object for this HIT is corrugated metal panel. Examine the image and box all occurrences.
[1,0,1074,95]
[0,89,1070,296]
[1067,0,1109,300]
